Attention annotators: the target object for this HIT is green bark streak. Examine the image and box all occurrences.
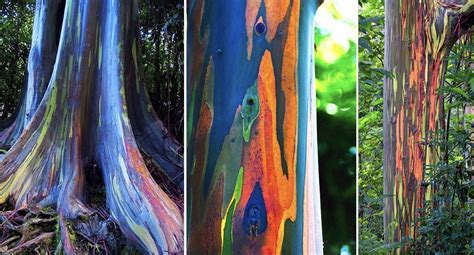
[241,82,259,142]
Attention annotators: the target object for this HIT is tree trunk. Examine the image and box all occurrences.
[0,0,183,253]
[187,0,323,253]
[0,0,63,148]
[383,0,473,250]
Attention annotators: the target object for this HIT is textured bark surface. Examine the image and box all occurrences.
[383,0,473,249]
[187,0,323,253]
[0,0,63,148]
[0,0,183,253]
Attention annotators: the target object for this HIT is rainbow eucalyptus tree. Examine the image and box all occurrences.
[0,0,183,253]
[0,1,61,147]
[187,0,323,253]
[383,0,473,250]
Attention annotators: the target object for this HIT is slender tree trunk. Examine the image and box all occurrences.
[187,0,323,253]
[383,0,473,250]
[0,0,64,148]
[0,0,183,253]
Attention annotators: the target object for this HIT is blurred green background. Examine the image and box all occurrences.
[315,0,357,254]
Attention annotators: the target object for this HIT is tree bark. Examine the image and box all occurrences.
[383,0,473,250]
[0,0,183,253]
[0,0,64,148]
[187,0,323,253]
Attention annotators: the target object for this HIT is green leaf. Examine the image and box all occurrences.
[359,37,373,53]
[373,68,394,78]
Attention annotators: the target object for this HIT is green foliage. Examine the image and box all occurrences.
[0,1,34,121]
[358,0,385,253]
[412,39,474,254]
[139,1,184,142]
[315,1,357,254]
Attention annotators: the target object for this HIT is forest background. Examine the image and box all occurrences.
[359,0,473,253]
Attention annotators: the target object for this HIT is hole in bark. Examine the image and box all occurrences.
[247,98,255,106]
[254,21,266,36]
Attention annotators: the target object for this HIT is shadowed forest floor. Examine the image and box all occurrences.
[0,155,183,254]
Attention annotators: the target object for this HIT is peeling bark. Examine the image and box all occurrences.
[0,0,183,253]
[125,44,184,190]
[383,0,473,250]
[187,0,323,253]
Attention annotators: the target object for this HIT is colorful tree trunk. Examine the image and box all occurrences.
[0,0,63,148]
[383,0,473,249]
[0,0,183,253]
[187,0,323,253]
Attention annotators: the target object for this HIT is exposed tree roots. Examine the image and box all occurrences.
[0,159,181,254]
[0,206,142,254]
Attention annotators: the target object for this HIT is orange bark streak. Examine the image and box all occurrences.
[281,0,299,177]
[234,51,296,254]
[245,0,261,59]
[263,0,290,42]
